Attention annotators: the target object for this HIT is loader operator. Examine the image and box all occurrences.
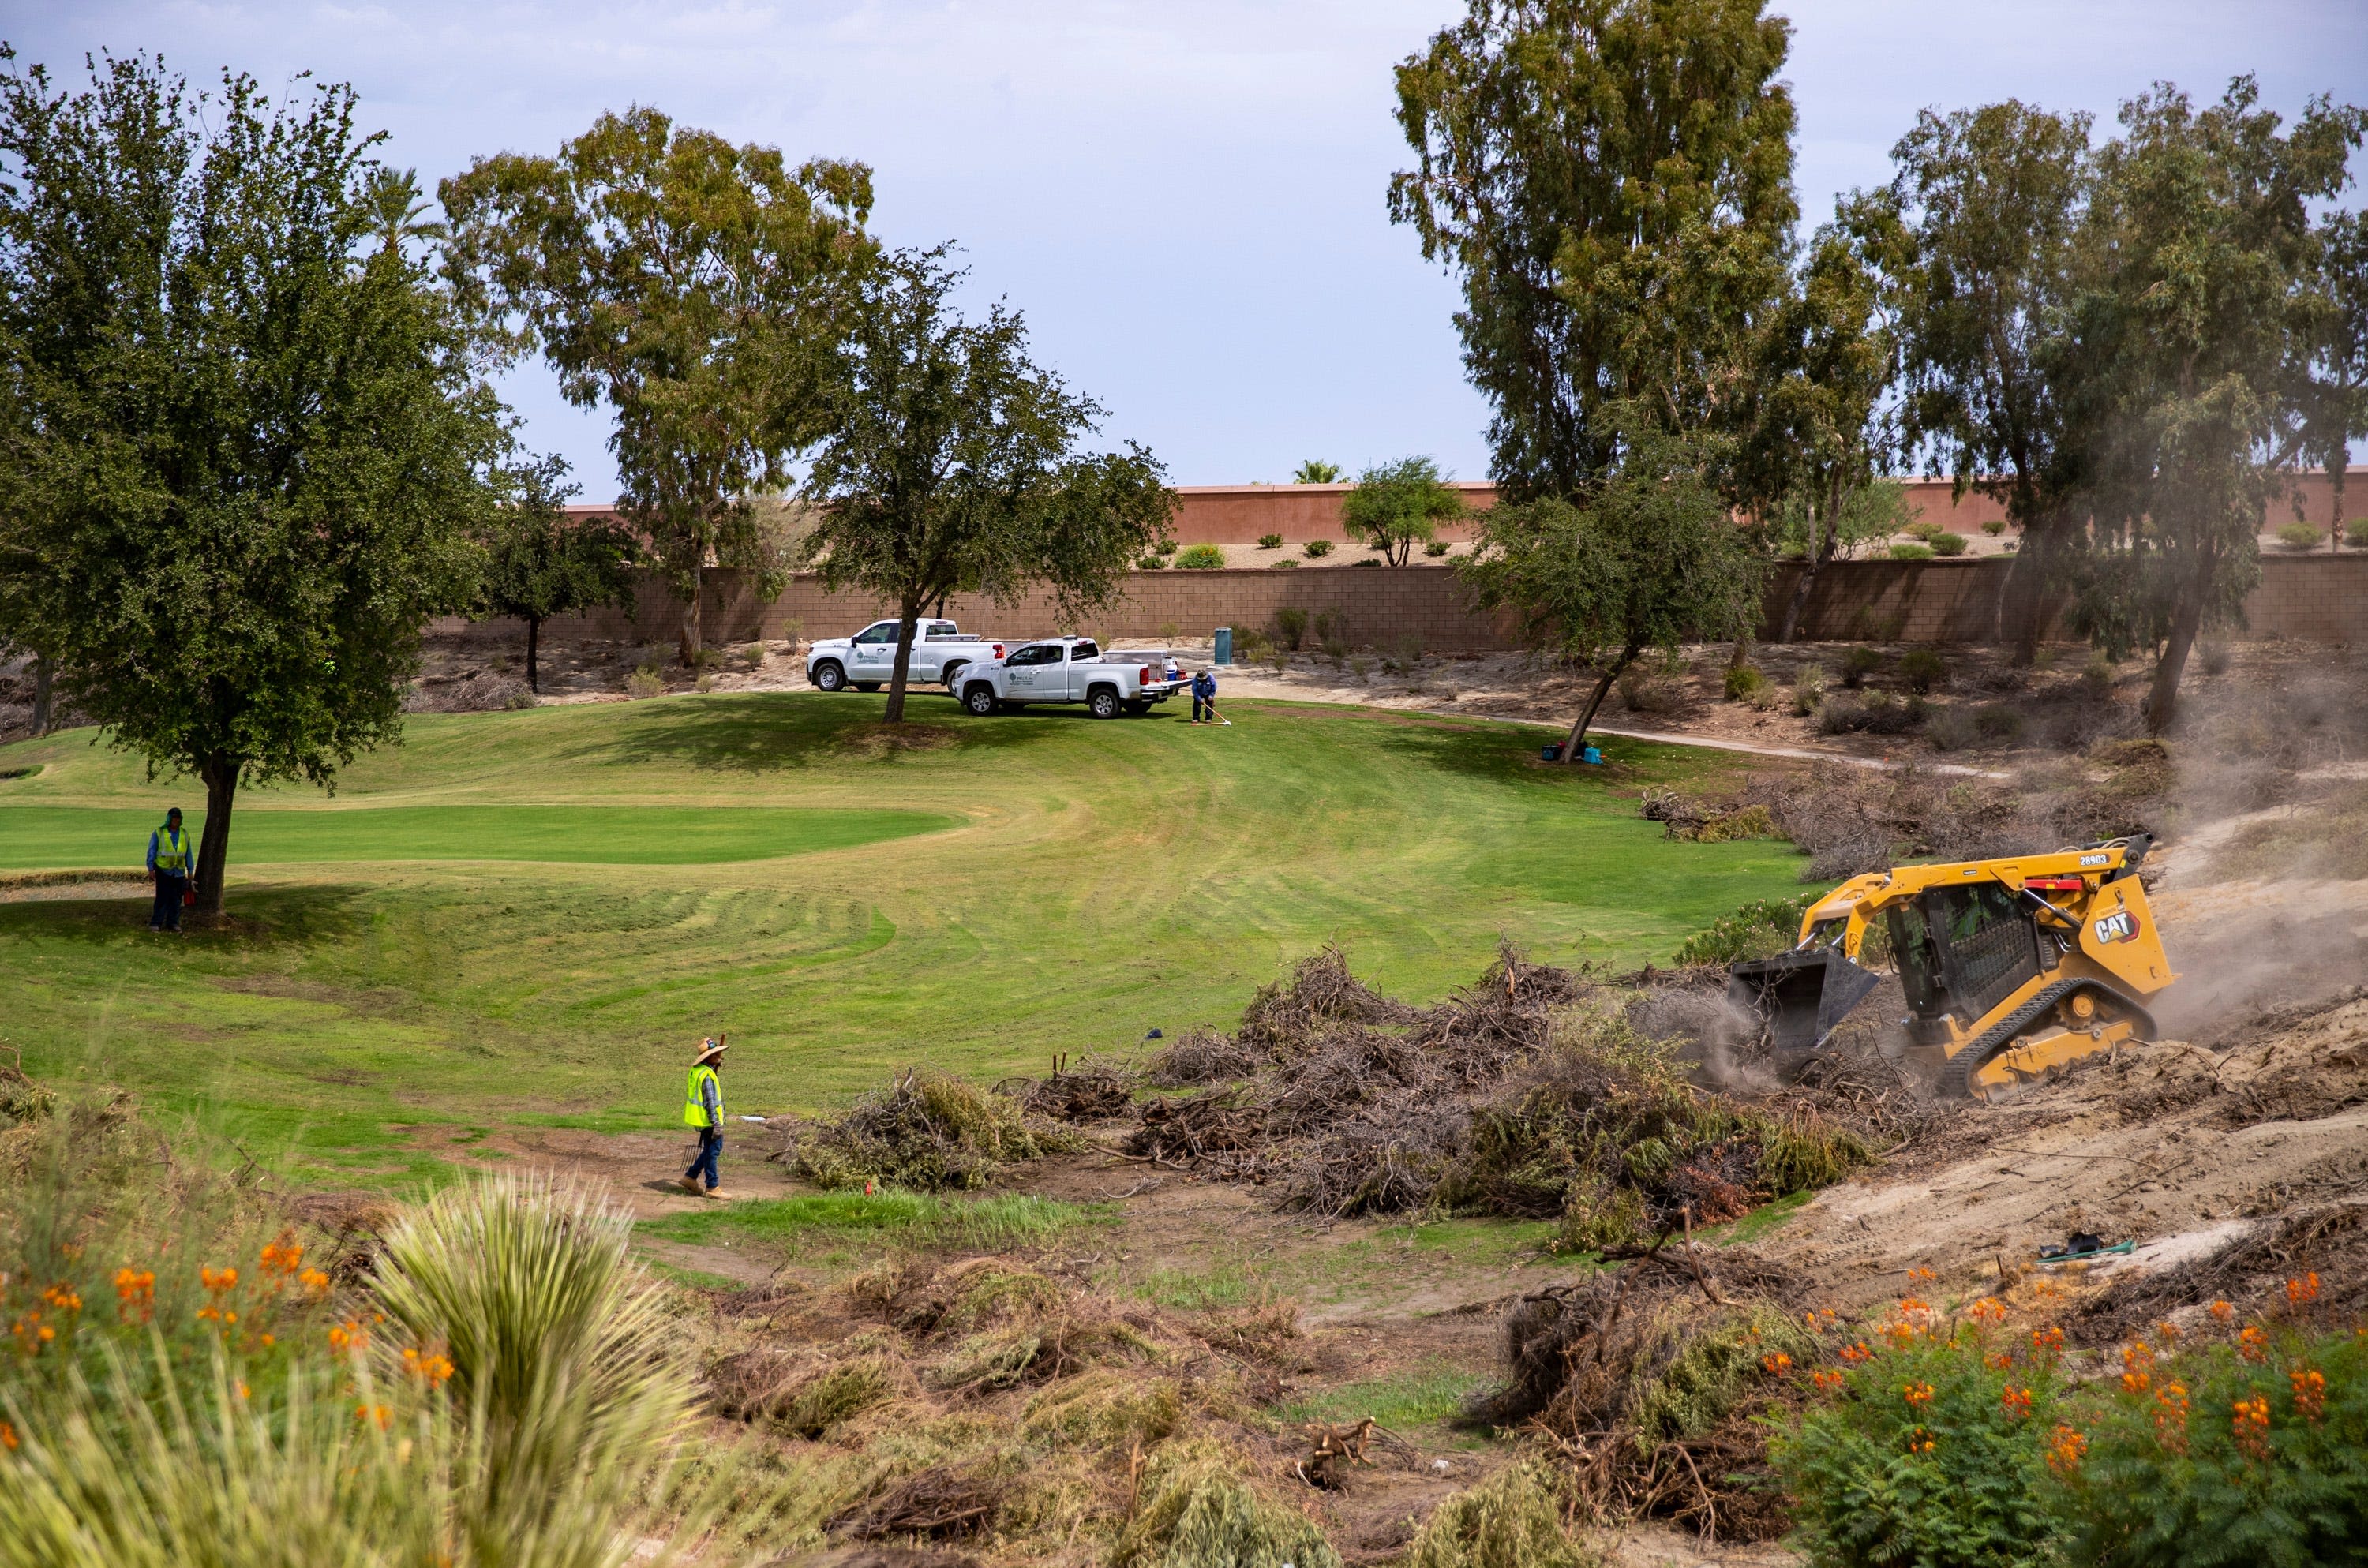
[680,1038,730,1199]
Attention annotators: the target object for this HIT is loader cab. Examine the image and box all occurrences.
[1886,881,2049,1044]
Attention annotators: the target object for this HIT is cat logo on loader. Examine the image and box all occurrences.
[1726,836,2176,1100]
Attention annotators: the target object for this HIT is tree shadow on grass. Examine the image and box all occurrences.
[0,881,373,952]
[559,692,1066,776]
[1365,716,1734,796]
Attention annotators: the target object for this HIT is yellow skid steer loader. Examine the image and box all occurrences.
[1728,836,2176,1099]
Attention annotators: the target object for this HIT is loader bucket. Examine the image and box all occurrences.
[1727,948,1883,1056]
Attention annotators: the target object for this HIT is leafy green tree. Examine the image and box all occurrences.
[1459,428,1765,757]
[2062,79,2364,732]
[800,249,1175,723]
[1339,456,1466,565]
[2295,209,2368,550]
[472,457,641,692]
[441,110,873,668]
[1389,0,1798,499]
[1291,460,1342,483]
[0,53,500,915]
[1879,101,2094,663]
[1745,216,1902,641]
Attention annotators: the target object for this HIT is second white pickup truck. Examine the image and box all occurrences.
[958,638,1187,718]
[805,619,1004,693]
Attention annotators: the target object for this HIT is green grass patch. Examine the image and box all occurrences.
[1133,1263,1259,1310]
[1276,1361,1489,1431]
[0,803,954,869]
[0,694,1804,1177]
[1704,1188,1813,1247]
[639,1188,1109,1256]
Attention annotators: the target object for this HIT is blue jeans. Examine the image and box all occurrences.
[686,1126,721,1190]
[151,874,185,931]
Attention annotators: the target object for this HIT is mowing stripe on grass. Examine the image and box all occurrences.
[0,804,956,869]
[640,1189,1110,1255]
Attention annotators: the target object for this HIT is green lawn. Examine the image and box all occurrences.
[0,691,1803,1181]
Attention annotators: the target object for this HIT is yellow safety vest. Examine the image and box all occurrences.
[683,1063,720,1128]
[154,827,192,874]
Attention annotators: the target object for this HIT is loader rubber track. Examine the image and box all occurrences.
[1950,980,2156,1099]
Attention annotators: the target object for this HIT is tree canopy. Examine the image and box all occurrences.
[0,51,503,913]
[799,249,1174,722]
[1339,456,1467,565]
[440,110,874,665]
[1459,427,1765,755]
[472,457,641,691]
[1390,0,1798,500]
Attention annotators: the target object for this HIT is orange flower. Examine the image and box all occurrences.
[2046,1424,2088,1476]
[1907,1267,1937,1284]
[2001,1384,2033,1420]
[234,1380,250,1401]
[1907,1426,1937,1454]
[1902,1381,1936,1408]
[2031,1326,2066,1357]
[2239,1325,2269,1364]
[1985,1352,2016,1371]
[401,1346,455,1389]
[2232,1394,2272,1461]
[1838,1340,1872,1364]
[2209,1300,2235,1322]
[0,1420,14,1450]
[354,1403,392,1430]
[1812,1369,1845,1392]
[114,1268,156,1324]
[2154,1319,2182,1344]
[2287,1274,2321,1308]
[2153,1381,2190,1454]
[2291,1368,2327,1422]
[2120,1341,2156,1395]
[200,1266,238,1293]
[1966,1297,2007,1325]
[328,1319,370,1355]
[259,1235,304,1279]
[1760,1351,1793,1375]
[298,1267,332,1300]
[41,1284,81,1314]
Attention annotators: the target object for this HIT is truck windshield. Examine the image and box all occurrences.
[1887,903,1943,1017]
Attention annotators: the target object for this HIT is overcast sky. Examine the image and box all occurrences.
[5,2,2363,498]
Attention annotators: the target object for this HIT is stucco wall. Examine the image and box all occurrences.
[438,552,2368,653]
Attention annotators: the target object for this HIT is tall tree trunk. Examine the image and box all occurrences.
[31,657,51,734]
[1777,499,1830,644]
[1562,645,1637,761]
[194,755,238,919]
[677,561,703,669]
[2143,550,2215,735]
[2332,467,2346,552]
[883,597,920,724]
[1999,515,2057,665]
[525,616,541,694]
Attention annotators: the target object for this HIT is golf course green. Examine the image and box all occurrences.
[0,691,1804,1182]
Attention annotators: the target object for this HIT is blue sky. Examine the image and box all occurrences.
[5,1,2363,498]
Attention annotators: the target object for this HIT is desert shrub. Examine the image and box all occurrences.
[2046,1321,2368,1567]
[1982,519,2008,536]
[1902,521,1943,543]
[1974,705,2023,744]
[1257,533,1283,550]
[2198,640,2231,675]
[1273,608,1308,650]
[1267,558,1298,570]
[1321,636,1351,659]
[1928,531,1968,557]
[1723,664,1767,702]
[2275,520,2323,550]
[1773,1324,2063,1568]
[1898,648,1946,692]
[1890,542,1935,560]
[1020,1369,1185,1450]
[1350,558,1381,568]
[624,665,664,699]
[1175,544,1226,570]
[1617,666,1684,714]
[1791,665,1826,717]
[778,1357,898,1437]
[695,673,715,693]
[1138,554,1169,570]
[1109,1436,1343,1568]
[792,1071,1080,1191]
[1425,539,1452,557]
[1819,690,1924,735]
[1302,539,1334,559]
[1841,646,1882,688]
[1672,894,1815,967]
[1925,705,1978,752]
[2080,653,2115,700]
[1403,1461,1595,1568]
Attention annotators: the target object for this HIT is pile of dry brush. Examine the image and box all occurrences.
[1111,946,1879,1251]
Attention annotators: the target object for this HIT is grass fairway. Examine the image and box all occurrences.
[0,692,1803,1182]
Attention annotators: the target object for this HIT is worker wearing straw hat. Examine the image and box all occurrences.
[680,1036,731,1199]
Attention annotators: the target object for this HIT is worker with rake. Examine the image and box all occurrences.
[680,1036,731,1199]
[1191,666,1227,726]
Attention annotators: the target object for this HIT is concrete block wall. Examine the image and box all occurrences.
[437,554,2367,654]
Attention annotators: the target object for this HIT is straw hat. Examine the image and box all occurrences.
[691,1037,728,1065]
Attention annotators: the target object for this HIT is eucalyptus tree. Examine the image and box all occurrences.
[800,249,1174,723]
[442,110,874,666]
[1390,0,1798,498]
[0,52,501,915]
[2062,79,2364,732]
[2296,210,2368,549]
[472,457,641,692]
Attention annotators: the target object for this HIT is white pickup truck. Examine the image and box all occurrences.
[957,638,1188,719]
[804,619,1004,694]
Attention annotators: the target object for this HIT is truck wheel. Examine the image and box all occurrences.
[855,682,881,693]
[940,660,967,689]
[811,661,846,692]
[963,684,999,716]
[1088,687,1121,720]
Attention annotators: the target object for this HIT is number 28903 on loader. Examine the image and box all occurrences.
[1726,836,2177,1100]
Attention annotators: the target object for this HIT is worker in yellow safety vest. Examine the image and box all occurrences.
[147,807,195,933]
[680,1037,730,1199]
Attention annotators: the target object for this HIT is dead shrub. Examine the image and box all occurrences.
[1144,1030,1263,1087]
[1002,1053,1137,1120]
[1108,1435,1343,1568]
[789,1068,1081,1190]
[827,1465,1010,1540]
